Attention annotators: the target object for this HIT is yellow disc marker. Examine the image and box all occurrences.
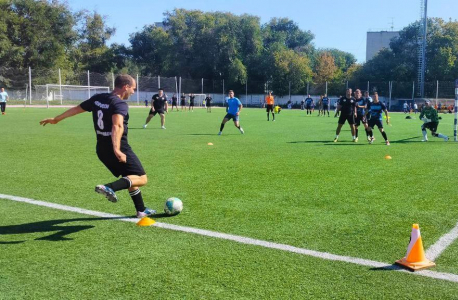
[385,155,392,160]
[137,217,155,226]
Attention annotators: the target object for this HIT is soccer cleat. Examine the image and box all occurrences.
[421,139,428,142]
[161,126,166,129]
[143,124,147,129]
[354,137,358,142]
[239,127,244,134]
[333,138,338,143]
[218,131,222,135]
[386,141,390,146]
[95,185,118,203]
[444,136,449,141]
[136,207,157,218]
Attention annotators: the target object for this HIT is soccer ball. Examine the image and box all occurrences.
[164,197,183,215]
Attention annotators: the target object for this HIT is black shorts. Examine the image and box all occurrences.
[306,105,311,110]
[422,122,439,132]
[322,104,328,110]
[189,102,194,107]
[149,108,165,116]
[172,101,177,106]
[180,100,185,106]
[338,114,355,125]
[207,102,212,107]
[96,142,146,177]
[355,114,367,126]
[266,104,274,112]
[368,118,383,129]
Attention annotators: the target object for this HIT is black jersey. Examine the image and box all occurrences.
[205,96,212,104]
[171,96,178,103]
[338,96,356,115]
[152,94,167,110]
[189,95,195,104]
[80,93,129,144]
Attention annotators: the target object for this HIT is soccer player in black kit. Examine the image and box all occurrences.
[189,93,195,112]
[205,94,212,112]
[354,89,370,142]
[143,88,168,129]
[333,88,357,142]
[171,94,178,111]
[39,75,156,217]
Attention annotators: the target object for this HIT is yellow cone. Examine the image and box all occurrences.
[136,217,155,227]
[395,224,435,271]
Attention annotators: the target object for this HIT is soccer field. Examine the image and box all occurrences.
[1,107,458,299]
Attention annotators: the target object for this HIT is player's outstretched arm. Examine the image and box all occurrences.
[39,105,86,126]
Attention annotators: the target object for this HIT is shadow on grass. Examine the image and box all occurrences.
[370,264,405,272]
[183,133,215,136]
[0,217,126,243]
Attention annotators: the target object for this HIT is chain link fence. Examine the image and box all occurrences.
[0,67,456,111]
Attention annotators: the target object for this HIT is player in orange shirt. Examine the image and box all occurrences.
[265,91,275,121]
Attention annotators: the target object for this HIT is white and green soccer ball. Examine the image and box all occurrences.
[164,197,183,215]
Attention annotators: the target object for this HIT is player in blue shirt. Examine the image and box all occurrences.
[305,95,313,115]
[39,75,156,217]
[354,89,370,142]
[218,90,244,135]
[365,92,390,145]
[321,94,330,117]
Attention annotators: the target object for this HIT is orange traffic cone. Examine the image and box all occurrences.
[395,224,435,271]
[136,217,155,227]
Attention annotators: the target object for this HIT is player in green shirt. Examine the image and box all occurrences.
[419,100,449,142]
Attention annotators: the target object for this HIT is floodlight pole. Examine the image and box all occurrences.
[59,68,63,105]
[158,76,161,89]
[136,74,139,105]
[201,78,204,94]
[87,70,90,99]
[28,67,32,104]
[454,79,458,141]
[325,81,328,96]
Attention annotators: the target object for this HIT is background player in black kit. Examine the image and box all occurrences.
[189,93,195,111]
[171,94,178,111]
[143,88,168,129]
[205,94,212,112]
[180,93,186,111]
[39,75,156,218]
[334,88,357,142]
[354,89,370,142]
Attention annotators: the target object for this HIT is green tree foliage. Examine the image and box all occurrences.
[72,10,117,72]
[0,0,77,70]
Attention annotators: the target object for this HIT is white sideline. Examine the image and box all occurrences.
[426,221,458,261]
[1,193,458,284]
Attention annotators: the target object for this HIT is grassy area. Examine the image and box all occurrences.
[1,107,457,299]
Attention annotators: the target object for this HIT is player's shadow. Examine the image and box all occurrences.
[287,140,334,144]
[389,136,422,143]
[184,133,215,136]
[0,217,124,244]
[151,212,180,219]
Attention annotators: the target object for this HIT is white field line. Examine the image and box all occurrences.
[1,193,458,284]
[426,221,458,261]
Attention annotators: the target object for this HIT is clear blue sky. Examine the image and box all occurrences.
[68,0,457,63]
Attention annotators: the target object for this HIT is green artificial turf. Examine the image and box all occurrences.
[1,107,457,299]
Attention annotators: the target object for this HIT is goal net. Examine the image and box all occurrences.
[35,84,110,103]
[181,93,207,107]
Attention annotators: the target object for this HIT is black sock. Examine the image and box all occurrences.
[267,113,269,120]
[129,189,145,212]
[369,130,373,138]
[355,128,359,138]
[220,123,225,131]
[365,128,370,137]
[105,177,131,192]
[382,131,388,141]
[272,113,275,120]
[236,125,241,129]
